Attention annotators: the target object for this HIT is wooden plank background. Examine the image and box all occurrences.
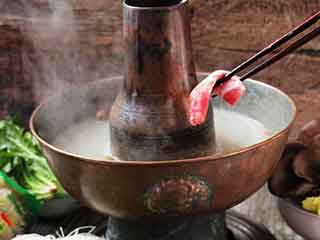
[0,0,319,124]
[0,1,319,239]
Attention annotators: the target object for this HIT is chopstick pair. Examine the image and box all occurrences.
[216,10,320,86]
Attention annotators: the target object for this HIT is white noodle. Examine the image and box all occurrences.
[12,226,103,240]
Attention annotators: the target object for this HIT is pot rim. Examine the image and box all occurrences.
[29,76,297,167]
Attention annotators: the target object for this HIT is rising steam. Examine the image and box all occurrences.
[21,0,123,102]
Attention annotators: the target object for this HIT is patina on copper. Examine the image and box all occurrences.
[109,0,215,161]
[143,174,213,215]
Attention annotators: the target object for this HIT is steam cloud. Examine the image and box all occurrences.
[21,0,123,102]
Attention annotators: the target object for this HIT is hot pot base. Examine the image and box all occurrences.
[28,211,275,240]
[105,212,275,240]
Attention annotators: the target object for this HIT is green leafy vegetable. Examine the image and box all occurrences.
[0,118,66,201]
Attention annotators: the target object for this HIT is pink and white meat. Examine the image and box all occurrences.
[189,70,246,126]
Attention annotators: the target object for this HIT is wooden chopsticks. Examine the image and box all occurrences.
[216,10,320,85]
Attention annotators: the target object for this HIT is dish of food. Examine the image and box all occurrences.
[271,118,320,240]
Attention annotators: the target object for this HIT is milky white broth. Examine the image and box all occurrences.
[52,108,271,160]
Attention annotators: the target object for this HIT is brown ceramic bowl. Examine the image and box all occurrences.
[30,73,296,221]
[278,197,320,240]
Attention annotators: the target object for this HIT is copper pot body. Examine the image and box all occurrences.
[30,74,296,222]
[109,0,215,161]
